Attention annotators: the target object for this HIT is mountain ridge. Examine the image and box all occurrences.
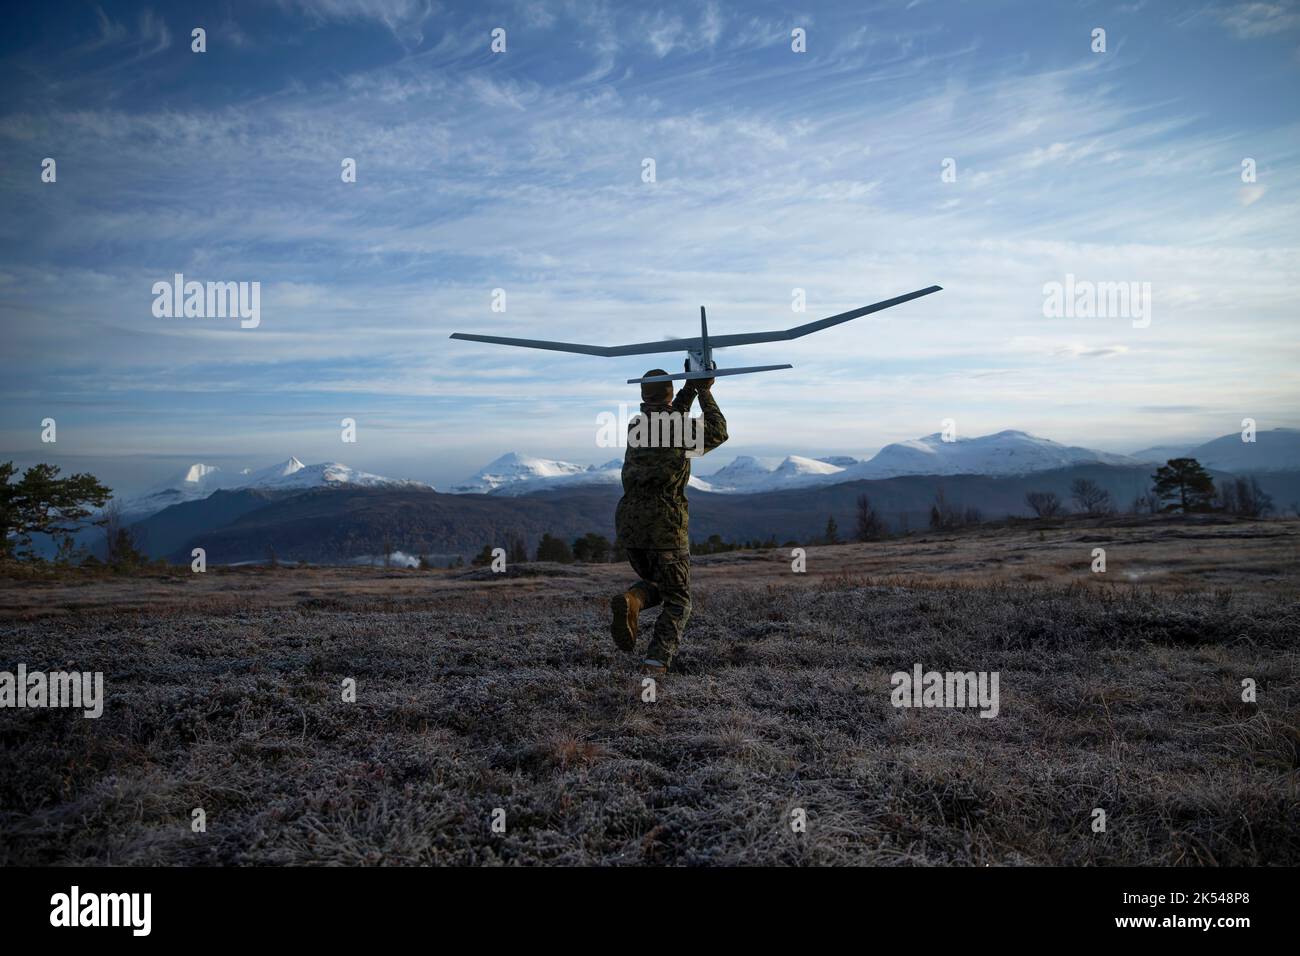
[117,428,1300,529]
[451,428,1300,496]
[134,462,1300,566]
[121,457,430,519]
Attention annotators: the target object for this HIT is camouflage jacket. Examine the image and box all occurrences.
[615,384,728,550]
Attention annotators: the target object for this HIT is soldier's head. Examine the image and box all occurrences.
[640,370,673,405]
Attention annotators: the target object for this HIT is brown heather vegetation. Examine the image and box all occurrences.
[0,517,1296,865]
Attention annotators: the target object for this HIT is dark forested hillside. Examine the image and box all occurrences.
[122,463,1300,566]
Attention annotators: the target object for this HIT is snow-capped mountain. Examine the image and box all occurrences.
[241,456,308,485]
[699,455,774,492]
[454,429,1149,496]
[454,431,1147,497]
[484,460,623,496]
[121,463,247,517]
[451,453,606,494]
[456,427,1300,499]
[699,454,847,492]
[841,430,1139,480]
[120,457,428,519]
[772,455,849,483]
[452,452,715,495]
[253,460,427,490]
[693,432,1134,491]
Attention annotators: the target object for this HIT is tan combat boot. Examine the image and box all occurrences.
[610,586,648,652]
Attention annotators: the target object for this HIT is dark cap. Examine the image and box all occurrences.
[640,370,672,403]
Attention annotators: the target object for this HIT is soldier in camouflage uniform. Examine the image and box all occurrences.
[612,365,728,672]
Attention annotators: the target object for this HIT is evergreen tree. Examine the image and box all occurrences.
[110,528,146,569]
[1152,458,1216,513]
[535,533,573,563]
[572,532,612,563]
[1,462,112,559]
[824,515,839,544]
[855,494,887,540]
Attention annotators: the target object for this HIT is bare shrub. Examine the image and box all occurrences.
[1069,478,1112,515]
[1217,476,1273,518]
[929,489,981,530]
[1025,491,1064,518]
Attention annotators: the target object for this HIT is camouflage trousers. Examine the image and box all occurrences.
[626,548,692,663]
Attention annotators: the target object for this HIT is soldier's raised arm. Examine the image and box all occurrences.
[671,381,698,415]
[695,386,727,454]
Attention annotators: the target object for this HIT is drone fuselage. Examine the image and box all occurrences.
[685,306,713,374]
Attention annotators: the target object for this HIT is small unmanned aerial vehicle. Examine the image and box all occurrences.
[450,285,942,384]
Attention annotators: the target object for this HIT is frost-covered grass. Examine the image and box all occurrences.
[2,564,1296,865]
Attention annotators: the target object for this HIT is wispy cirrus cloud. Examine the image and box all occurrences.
[274,0,439,44]
[0,0,1297,489]
[1218,2,1300,39]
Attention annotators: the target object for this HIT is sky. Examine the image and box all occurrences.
[1,0,1298,495]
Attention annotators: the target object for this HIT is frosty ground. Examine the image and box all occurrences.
[2,520,1297,865]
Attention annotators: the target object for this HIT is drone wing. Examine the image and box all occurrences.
[448,332,701,357]
[448,285,941,356]
[707,286,942,349]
